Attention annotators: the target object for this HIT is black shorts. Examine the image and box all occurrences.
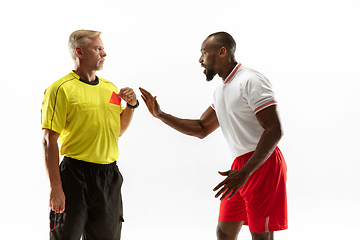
[50,157,124,240]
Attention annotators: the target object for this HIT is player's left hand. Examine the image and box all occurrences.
[119,87,137,106]
[213,170,250,201]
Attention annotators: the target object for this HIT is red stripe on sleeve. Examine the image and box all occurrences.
[254,100,277,113]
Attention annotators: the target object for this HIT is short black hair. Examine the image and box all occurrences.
[208,32,236,54]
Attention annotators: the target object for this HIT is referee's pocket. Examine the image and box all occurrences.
[107,103,121,132]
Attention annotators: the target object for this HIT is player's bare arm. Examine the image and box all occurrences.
[42,129,66,213]
[119,87,137,137]
[213,105,283,200]
[139,87,219,139]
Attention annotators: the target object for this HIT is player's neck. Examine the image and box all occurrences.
[219,61,238,81]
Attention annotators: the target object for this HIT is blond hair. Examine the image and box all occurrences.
[68,30,102,60]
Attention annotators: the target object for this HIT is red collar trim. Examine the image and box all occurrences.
[223,63,241,84]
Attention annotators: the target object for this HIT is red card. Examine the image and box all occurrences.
[109,91,121,105]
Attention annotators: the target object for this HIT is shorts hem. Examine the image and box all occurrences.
[218,218,249,226]
[250,225,288,233]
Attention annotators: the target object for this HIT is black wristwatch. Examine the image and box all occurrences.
[127,100,139,109]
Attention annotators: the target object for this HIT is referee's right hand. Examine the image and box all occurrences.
[49,187,66,213]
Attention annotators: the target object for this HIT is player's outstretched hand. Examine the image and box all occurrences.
[139,87,162,118]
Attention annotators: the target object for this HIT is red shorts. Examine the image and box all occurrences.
[218,147,288,233]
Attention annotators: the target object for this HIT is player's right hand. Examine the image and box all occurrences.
[49,187,66,213]
[139,87,162,118]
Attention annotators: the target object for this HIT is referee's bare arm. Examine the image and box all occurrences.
[119,87,137,137]
[43,129,65,213]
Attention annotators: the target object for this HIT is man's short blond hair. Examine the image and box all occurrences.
[68,30,102,60]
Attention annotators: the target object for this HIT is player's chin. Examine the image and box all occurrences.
[203,68,215,81]
[205,72,215,82]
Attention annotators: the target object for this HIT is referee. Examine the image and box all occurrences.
[42,30,138,240]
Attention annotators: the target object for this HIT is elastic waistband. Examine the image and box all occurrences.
[63,156,117,170]
[235,146,280,161]
[235,151,255,161]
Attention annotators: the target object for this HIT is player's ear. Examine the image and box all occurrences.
[219,47,226,57]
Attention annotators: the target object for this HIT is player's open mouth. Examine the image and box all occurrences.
[201,64,207,74]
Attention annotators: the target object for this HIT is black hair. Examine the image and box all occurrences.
[208,32,236,54]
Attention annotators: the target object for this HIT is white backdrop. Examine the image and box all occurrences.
[1,0,359,239]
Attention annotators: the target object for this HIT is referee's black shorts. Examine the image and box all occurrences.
[50,156,124,240]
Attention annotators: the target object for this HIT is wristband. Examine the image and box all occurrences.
[127,100,139,109]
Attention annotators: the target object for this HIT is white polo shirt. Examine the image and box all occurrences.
[212,64,277,158]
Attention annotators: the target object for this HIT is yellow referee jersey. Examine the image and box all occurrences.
[41,71,124,164]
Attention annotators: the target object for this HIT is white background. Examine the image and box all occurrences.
[1,0,359,239]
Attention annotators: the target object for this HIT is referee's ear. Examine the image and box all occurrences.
[75,47,83,58]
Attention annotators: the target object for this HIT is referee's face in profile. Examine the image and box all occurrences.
[81,36,107,71]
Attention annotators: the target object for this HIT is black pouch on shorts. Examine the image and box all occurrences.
[49,210,62,231]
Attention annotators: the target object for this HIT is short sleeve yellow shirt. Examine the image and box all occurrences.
[41,71,124,164]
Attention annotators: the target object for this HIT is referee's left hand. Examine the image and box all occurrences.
[119,87,137,106]
[213,170,250,201]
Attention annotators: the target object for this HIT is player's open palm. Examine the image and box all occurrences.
[139,87,162,118]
